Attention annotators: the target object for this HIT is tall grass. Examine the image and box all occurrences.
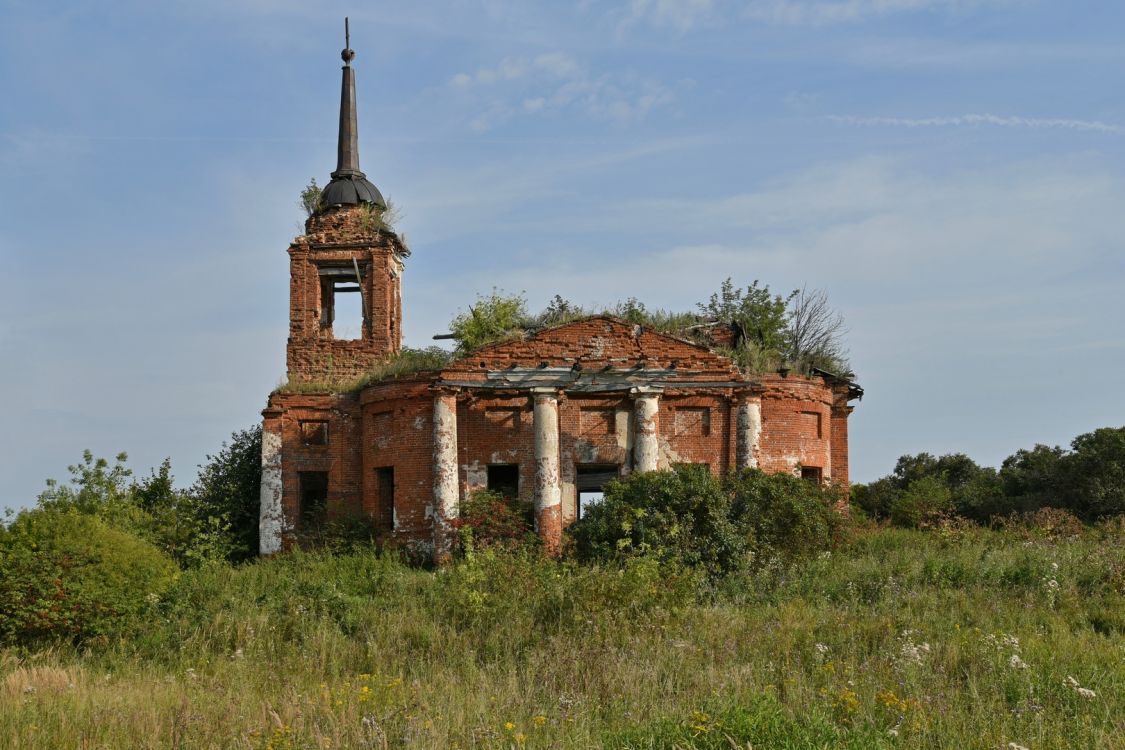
[2,526,1123,748]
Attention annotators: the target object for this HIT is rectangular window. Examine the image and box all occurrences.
[375,467,394,532]
[801,466,823,484]
[576,464,618,519]
[298,471,329,530]
[487,464,520,500]
[299,420,328,446]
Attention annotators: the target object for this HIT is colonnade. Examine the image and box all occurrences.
[430,387,762,557]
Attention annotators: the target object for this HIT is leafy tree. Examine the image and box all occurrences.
[1000,444,1066,503]
[1057,427,1125,519]
[890,475,953,528]
[190,425,262,563]
[785,285,850,375]
[849,477,900,520]
[699,279,795,366]
[34,451,152,539]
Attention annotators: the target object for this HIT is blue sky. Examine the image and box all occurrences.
[2,0,1123,509]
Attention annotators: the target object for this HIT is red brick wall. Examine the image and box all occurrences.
[757,374,835,480]
[359,381,436,538]
[265,322,855,551]
[286,205,407,383]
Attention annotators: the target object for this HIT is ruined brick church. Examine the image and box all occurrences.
[258,33,862,560]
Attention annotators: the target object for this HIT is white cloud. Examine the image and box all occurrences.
[447,53,675,130]
[828,113,1125,134]
[618,0,721,32]
[744,0,1008,25]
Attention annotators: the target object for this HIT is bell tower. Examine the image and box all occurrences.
[285,19,407,384]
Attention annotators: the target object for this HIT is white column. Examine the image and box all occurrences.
[258,419,284,555]
[431,391,459,562]
[632,387,661,473]
[735,394,762,471]
[532,388,562,553]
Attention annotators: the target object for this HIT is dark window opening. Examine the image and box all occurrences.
[487,464,520,500]
[299,420,328,446]
[576,464,618,519]
[375,467,394,532]
[299,471,329,530]
[801,466,823,484]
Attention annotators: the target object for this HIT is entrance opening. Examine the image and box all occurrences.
[487,464,520,500]
[375,467,394,532]
[298,471,329,530]
[576,464,618,519]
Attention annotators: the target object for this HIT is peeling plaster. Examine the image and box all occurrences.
[658,436,684,467]
[632,390,660,473]
[464,459,488,490]
[432,395,459,558]
[258,427,285,555]
[735,399,762,470]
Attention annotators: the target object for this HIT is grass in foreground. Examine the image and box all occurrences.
[2,525,1124,749]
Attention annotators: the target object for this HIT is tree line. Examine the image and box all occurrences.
[851,426,1125,526]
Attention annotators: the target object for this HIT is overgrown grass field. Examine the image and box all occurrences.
[2,524,1123,749]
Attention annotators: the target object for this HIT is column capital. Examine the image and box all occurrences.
[630,386,663,397]
[530,386,559,397]
[730,387,761,404]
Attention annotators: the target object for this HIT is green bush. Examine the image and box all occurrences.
[726,468,845,562]
[569,465,748,578]
[569,466,844,577]
[452,490,537,555]
[890,475,953,528]
[0,510,177,647]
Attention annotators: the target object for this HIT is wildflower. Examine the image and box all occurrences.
[1065,676,1097,699]
[532,715,546,727]
[1008,654,1029,670]
[888,728,899,737]
[514,733,527,744]
[504,722,515,732]
[815,642,829,655]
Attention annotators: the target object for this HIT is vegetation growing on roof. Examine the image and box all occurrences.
[444,279,853,377]
[299,178,323,218]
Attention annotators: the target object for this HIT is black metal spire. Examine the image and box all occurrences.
[322,18,385,209]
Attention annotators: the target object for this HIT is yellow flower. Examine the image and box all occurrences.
[515,733,527,744]
[504,722,515,731]
[532,715,546,727]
